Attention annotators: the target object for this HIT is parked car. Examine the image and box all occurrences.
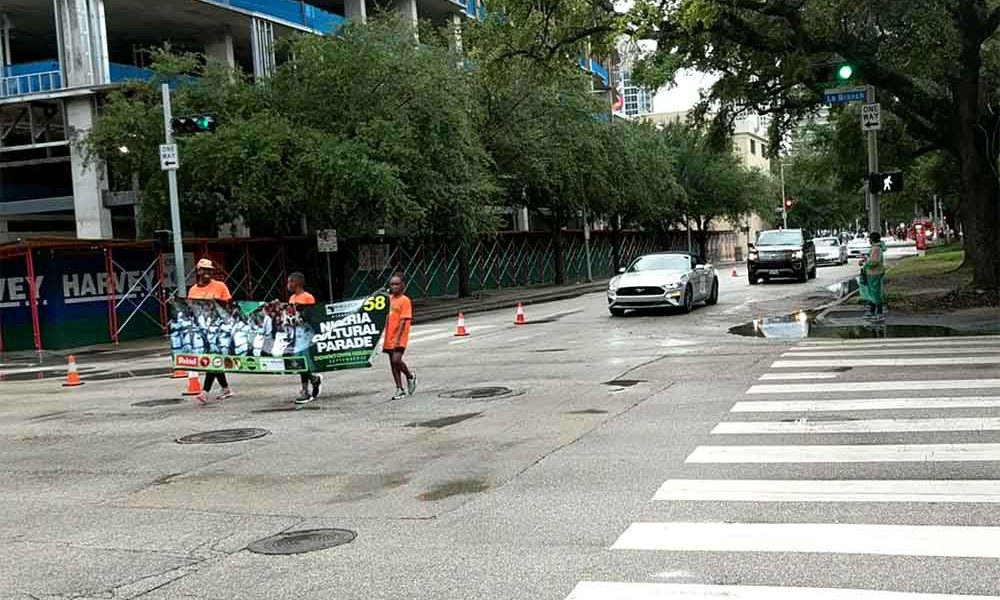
[814,236,848,266]
[607,252,719,316]
[748,229,817,284]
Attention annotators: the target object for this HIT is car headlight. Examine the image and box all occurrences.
[749,250,758,260]
[608,278,620,293]
[665,281,683,290]
[793,250,804,259]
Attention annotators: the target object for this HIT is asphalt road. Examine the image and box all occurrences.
[5,263,1000,599]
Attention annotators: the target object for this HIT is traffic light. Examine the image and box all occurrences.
[836,63,855,82]
[784,197,795,210]
[171,114,218,135]
[869,171,904,194]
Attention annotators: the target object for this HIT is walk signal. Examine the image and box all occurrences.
[171,114,218,135]
[869,171,904,194]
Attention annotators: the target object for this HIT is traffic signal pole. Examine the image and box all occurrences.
[866,85,880,235]
[780,162,788,229]
[161,83,187,297]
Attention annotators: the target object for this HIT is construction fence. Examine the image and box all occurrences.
[0,229,736,351]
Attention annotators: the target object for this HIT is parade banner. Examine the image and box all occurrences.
[169,293,389,373]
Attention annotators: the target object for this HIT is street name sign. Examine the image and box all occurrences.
[159,144,179,171]
[862,103,882,131]
[824,86,868,105]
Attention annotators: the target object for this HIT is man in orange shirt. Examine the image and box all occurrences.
[286,272,322,404]
[383,273,416,400]
[186,258,234,405]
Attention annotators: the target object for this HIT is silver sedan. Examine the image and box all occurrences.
[607,252,719,316]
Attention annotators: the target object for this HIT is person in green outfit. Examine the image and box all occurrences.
[859,231,888,321]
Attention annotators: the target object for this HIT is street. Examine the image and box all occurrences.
[4,262,1000,599]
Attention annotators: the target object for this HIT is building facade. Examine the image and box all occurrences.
[619,68,653,118]
[0,0,484,242]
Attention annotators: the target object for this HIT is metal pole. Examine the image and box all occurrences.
[685,214,692,252]
[325,252,333,301]
[866,85,880,234]
[161,83,187,297]
[583,210,593,282]
[780,162,787,229]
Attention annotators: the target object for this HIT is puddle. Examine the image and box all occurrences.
[132,398,185,407]
[406,413,482,428]
[87,368,171,381]
[729,312,966,340]
[603,379,645,387]
[417,478,489,501]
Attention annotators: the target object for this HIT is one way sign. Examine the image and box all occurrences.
[869,171,904,194]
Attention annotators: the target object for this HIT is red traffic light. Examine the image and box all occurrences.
[784,197,794,209]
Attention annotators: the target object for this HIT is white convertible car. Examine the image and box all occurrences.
[607,252,719,317]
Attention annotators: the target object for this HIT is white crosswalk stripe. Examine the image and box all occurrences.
[564,336,1000,600]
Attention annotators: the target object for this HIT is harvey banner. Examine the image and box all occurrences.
[169,293,389,374]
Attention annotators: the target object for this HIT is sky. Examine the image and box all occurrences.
[651,69,719,113]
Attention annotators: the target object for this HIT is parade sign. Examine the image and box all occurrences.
[169,293,389,373]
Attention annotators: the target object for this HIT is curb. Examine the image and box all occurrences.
[415,282,608,324]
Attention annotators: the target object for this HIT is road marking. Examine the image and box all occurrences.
[748,379,1000,395]
[773,356,1000,368]
[797,335,1000,346]
[411,326,496,344]
[731,396,1000,413]
[611,522,1000,557]
[759,372,839,380]
[712,417,1000,435]
[782,348,1000,358]
[686,443,1000,463]
[407,328,448,340]
[788,339,1000,352]
[652,479,1000,503]
[566,581,1000,599]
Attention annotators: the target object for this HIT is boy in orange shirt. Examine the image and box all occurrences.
[383,273,416,400]
[186,258,234,404]
[285,272,322,404]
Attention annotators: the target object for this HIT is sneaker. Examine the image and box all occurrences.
[216,388,233,401]
[406,374,417,396]
[293,389,311,403]
[194,391,208,405]
[310,375,322,399]
[391,388,406,401]
[294,394,317,405]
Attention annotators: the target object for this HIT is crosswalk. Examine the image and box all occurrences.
[564,334,1000,599]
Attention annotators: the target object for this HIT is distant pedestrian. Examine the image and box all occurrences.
[187,258,234,404]
[859,231,888,321]
[383,274,416,400]
[286,272,322,404]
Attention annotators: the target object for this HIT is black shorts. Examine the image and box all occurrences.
[383,347,406,355]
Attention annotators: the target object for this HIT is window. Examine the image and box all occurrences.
[750,139,757,155]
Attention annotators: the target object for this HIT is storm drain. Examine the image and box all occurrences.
[132,398,185,407]
[176,428,270,444]
[603,379,644,387]
[406,412,481,428]
[247,528,356,555]
[439,387,513,400]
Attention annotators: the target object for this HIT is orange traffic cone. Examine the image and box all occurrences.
[454,312,470,337]
[514,302,527,325]
[62,355,84,387]
[182,371,203,396]
[170,369,188,379]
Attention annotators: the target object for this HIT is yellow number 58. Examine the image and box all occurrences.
[363,295,387,312]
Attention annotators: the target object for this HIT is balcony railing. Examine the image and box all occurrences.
[1,60,160,99]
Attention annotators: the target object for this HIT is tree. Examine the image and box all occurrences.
[660,122,772,259]
[633,0,1000,290]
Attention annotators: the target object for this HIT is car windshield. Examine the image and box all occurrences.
[757,231,804,246]
[627,254,691,272]
[815,238,839,247]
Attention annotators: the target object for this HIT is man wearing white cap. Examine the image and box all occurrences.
[187,258,234,404]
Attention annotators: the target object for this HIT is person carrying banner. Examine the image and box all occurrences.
[285,272,323,404]
[383,274,416,400]
[187,258,234,404]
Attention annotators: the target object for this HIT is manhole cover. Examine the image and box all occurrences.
[133,398,185,407]
[439,387,513,399]
[176,428,270,444]
[247,528,356,555]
